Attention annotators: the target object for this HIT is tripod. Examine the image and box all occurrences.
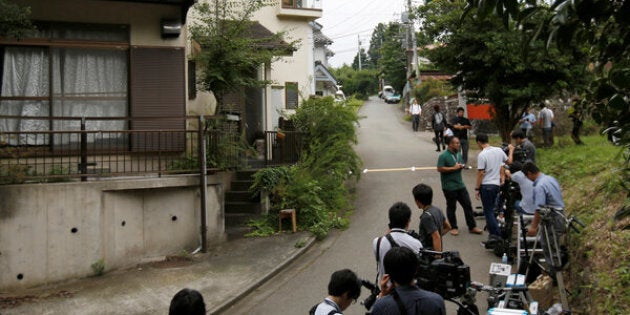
[525,206,584,312]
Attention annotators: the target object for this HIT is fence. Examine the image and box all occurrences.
[0,116,303,184]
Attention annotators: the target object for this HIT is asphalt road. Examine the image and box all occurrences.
[223,97,500,315]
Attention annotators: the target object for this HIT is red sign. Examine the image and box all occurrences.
[466,104,494,120]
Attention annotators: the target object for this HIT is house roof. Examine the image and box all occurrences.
[314,61,337,86]
[102,0,196,22]
[247,21,295,55]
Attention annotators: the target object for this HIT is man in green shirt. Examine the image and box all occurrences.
[437,136,483,236]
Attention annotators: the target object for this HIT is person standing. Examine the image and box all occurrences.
[508,130,536,164]
[437,136,483,236]
[310,269,362,315]
[412,183,451,251]
[519,108,537,139]
[372,202,423,284]
[474,133,508,246]
[451,107,473,168]
[569,108,584,145]
[431,105,446,152]
[538,104,555,147]
[408,98,422,132]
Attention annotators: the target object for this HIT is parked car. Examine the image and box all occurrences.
[384,92,401,104]
[380,85,395,99]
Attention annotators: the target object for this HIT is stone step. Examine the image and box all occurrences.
[225,201,261,214]
[231,180,254,191]
[226,191,260,202]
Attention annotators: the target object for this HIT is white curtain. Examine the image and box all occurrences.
[0,47,50,145]
[1,47,127,145]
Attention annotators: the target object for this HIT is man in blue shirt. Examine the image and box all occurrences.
[521,162,565,236]
[311,269,362,315]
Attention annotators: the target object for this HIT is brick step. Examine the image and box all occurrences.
[235,169,259,181]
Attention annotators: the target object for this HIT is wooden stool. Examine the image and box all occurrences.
[278,209,297,233]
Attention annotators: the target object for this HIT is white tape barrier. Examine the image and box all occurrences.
[362,166,436,173]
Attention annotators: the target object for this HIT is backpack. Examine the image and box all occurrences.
[308,303,339,315]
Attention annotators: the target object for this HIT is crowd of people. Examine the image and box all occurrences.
[308,104,568,314]
[170,104,569,315]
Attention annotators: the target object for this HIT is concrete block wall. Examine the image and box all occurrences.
[0,175,226,291]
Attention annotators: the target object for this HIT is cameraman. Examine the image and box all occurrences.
[370,247,446,315]
[310,269,362,315]
[507,130,536,164]
[373,202,423,284]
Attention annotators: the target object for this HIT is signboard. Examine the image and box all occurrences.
[467,104,494,120]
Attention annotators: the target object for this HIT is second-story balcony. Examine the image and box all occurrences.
[278,0,323,20]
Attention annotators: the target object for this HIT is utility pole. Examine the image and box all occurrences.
[358,34,362,70]
[407,0,419,81]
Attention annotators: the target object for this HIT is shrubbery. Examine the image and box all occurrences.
[249,96,362,239]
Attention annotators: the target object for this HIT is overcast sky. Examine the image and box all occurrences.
[316,0,417,68]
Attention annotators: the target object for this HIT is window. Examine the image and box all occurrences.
[0,22,129,145]
[285,82,298,109]
[188,60,197,100]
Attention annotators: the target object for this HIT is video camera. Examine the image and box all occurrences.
[501,143,528,165]
[416,249,471,299]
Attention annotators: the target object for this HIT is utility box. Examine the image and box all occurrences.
[489,263,512,287]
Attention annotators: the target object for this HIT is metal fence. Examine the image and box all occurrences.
[0,116,304,184]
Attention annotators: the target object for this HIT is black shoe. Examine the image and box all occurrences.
[436,149,441,152]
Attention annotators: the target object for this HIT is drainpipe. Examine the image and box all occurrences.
[198,115,208,253]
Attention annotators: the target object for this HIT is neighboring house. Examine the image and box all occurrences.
[312,22,338,98]
[252,0,322,132]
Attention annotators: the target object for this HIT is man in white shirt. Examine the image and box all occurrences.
[372,202,423,284]
[408,98,422,132]
[538,104,555,147]
[475,133,508,245]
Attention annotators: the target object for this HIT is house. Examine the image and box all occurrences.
[0,0,233,291]
[312,21,338,98]
[251,0,323,133]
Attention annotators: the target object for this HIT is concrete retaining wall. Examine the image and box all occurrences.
[0,174,227,291]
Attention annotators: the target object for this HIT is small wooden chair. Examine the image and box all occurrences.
[278,208,297,233]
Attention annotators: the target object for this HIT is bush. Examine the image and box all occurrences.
[249,97,362,238]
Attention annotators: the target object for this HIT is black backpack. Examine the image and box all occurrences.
[308,303,338,315]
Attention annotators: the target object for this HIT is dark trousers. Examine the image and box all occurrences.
[443,188,477,230]
[412,114,420,131]
[459,138,469,164]
[542,127,553,147]
[480,184,501,236]
[434,130,444,150]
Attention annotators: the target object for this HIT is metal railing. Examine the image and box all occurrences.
[0,116,304,184]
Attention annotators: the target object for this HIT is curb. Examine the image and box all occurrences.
[208,235,317,314]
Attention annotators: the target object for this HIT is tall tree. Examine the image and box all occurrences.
[378,23,408,94]
[351,48,369,70]
[417,0,589,141]
[465,0,630,148]
[189,0,298,107]
[367,23,387,68]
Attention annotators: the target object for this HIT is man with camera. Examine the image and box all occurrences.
[370,247,446,315]
[310,269,362,315]
[508,130,536,164]
[373,202,423,284]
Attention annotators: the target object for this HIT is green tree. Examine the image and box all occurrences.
[0,0,35,39]
[189,0,299,107]
[418,0,589,141]
[464,0,630,148]
[367,23,387,68]
[351,48,370,70]
[413,78,454,104]
[378,23,408,94]
[332,66,379,98]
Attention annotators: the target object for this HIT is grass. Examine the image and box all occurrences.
[535,135,629,314]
